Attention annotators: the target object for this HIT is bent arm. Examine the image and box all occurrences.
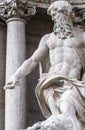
[12,58,38,80]
[4,34,50,89]
[11,34,49,80]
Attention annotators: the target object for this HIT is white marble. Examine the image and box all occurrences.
[5,1,85,130]
[5,18,26,130]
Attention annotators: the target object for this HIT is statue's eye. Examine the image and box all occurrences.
[58,10,63,13]
[52,14,56,17]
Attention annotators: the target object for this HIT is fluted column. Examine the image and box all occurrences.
[0,1,36,130]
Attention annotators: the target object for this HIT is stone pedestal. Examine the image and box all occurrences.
[5,18,27,130]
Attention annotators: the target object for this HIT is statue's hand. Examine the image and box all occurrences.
[4,75,20,90]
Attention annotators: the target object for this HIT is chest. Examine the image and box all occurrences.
[47,34,84,50]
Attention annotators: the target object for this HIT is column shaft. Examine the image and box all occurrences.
[5,18,26,130]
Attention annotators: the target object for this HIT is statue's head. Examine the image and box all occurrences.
[47,0,74,39]
[47,0,72,21]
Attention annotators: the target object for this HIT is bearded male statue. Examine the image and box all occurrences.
[5,1,85,130]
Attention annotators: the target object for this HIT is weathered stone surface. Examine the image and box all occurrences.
[5,18,27,130]
[28,0,85,8]
[26,26,51,125]
[0,22,6,130]
[28,0,85,4]
[0,0,36,21]
[0,0,85,130]
[6,1,85,130]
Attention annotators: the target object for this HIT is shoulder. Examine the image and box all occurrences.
[40,33,52,42]
[74,26,84,35]
[73,26,85,43]
[39,33,52,47]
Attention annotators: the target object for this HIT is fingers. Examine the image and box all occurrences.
[4,80,20,90]
[4,84,15,90]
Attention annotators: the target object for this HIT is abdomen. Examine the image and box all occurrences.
[49,47,82,80]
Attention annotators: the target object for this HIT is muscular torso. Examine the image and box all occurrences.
[46,32,85,80]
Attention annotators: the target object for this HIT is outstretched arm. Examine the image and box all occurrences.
[5,34,49,89]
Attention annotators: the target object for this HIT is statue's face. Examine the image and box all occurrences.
[48,1,72,22]
[50,8,57,21]
[50,8,70,22]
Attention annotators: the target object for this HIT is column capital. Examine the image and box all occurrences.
[0,0,36,21]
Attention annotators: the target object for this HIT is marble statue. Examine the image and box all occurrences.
[4,1,85,130]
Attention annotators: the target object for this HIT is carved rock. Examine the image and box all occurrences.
[0,0,36,21]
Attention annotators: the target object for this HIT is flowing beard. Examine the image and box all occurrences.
[53,13,74,39]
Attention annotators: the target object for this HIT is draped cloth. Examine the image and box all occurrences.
[35,74,85,121]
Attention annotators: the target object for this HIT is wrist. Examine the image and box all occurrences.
[12,73,20,81]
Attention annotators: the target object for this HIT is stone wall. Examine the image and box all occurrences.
[28,0,85,8]
[28,0,85,3]
[26,11,53,126]
[0,21,6,130]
